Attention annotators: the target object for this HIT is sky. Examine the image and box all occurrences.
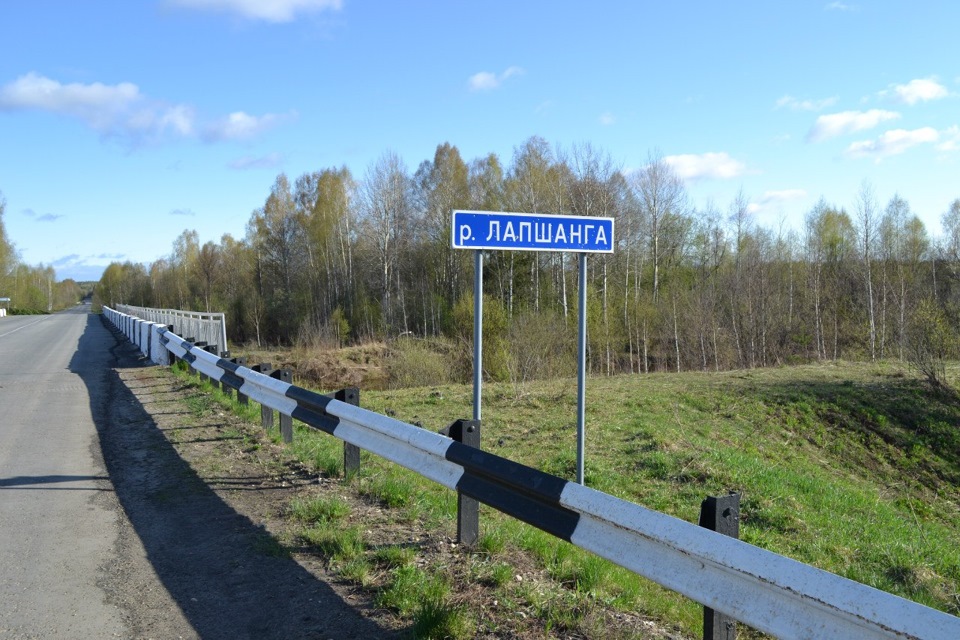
[1,0,958,282]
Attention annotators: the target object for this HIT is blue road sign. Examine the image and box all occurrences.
[451,210,614,253]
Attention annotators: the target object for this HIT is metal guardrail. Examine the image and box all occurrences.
[102,306,960,640]
[116,304,227,357]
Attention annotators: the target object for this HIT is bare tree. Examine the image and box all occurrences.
[855,181,879,361]
[631,151,687,302]
[358,151,414,333]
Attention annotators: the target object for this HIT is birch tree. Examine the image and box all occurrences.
[855,181,879,360]
[631,151,687,302]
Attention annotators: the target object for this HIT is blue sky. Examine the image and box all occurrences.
[1,1,958,282]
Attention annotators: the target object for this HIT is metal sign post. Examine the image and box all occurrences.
[473,250,483,422]
[576,253,588,484]
[453,210,614,485]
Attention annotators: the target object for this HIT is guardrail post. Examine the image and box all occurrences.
[194,342,208,381]
[699,492,741,640]
[271,368,293,443]
[335,388,361,478]
[229,356,248,403]
[252,363,273,431]
[214,349,228,392]
[441,419,481,545]
[166,326,178,369]
[203,345,219,388]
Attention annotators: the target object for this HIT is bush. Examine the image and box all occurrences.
[386,337,451,389]
[294,306,351,350]
[906,299,956,390]
[507,310,575,394]
[450,293,510,383]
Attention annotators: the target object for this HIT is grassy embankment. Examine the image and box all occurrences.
[182,357,960,638]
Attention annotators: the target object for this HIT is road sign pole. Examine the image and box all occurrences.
[452,211,614,486]
[473,250,483,422]
[577,252,587,485]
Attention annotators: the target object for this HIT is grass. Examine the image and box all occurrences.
[170,356,960,636]
[289,495,351,524]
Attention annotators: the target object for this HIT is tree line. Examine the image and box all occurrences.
[0,192,84,313]
[92,138,960,383]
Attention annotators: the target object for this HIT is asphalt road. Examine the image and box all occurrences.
[0,308,394,640]
[0,305,138,638]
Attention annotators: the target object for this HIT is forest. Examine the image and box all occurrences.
[91,137,960,386]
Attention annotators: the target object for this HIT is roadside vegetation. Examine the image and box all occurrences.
[88,138,960,391]
[168,357,960,638]
[0,191,86,312]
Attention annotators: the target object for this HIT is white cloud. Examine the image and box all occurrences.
[0,72,289,147]
[825,2,857,10]
[534,100,555,113]
[845,127,940,161]
[936,125,960,152]
[807,109,900,142]
[776,95,838,111]
[0,72,143,129]
[0,72,196,143]
[170,208,196,217]
[747,189,808,214]
[167,0,342,22]
[203,111,291,142]
[228,152,285,170]
[468,72,498,92]
[599,112,615,126]
[883,78,950,105]
[0,72,139,113]
[468,66,524,92]
[663,152,747,181]
[760,189,808,203]
[51,254,125,281]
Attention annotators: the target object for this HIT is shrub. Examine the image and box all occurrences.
[386,337,451,389]
[907,299,957,391]
[507,310,575,394]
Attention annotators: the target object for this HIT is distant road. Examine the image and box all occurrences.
[0,305,153,637]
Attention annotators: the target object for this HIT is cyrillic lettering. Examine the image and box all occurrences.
[535,222,552,243]
[583,224,595,244]
[485,220,501,242]
[519,221,532,242]
[503,221,517,242]
[596,225,608,247]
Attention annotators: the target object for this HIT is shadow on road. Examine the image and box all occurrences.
[0,474,111,489]
[71,314,399,640]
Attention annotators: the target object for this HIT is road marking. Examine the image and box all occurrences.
[0,317,49,339]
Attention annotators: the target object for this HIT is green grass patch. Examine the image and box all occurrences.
[289,495,351,524]
[300,522,366,563]
[412,599,471,640]
[360,469,417,509]
[373,544,416,568]
[377,565,448,616]
[171,356,960,634]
